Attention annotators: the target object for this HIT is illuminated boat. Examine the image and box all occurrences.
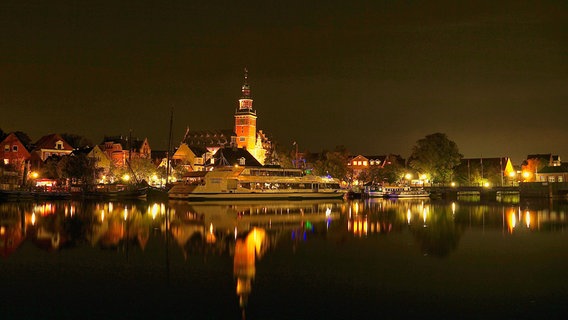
[168,166,347,201]
[363,184,385,198]
[384,186,430,199]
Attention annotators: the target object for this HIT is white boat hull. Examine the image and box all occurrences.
[169,190,346,201]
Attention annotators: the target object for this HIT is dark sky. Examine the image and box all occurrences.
[1,0,567,163]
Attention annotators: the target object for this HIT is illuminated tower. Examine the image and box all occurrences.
[234,68,257,151]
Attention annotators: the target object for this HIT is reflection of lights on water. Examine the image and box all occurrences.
[325,207,331,217]
[407,209,411,224]
[422,207,428,225]
[451,202,456,215]
[101,210,105,222]
[0,226,5,235]
[206,223,217,243]
[150,203,159,220]
[31,213,36,226]
[109,202,113,212]
[507,210,516,233]
[525,211,531,228]
[234,227,238,240]
[123,207,128,221]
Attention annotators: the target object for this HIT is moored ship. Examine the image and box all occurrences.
[168,166,346,201]
[384,186,430,198]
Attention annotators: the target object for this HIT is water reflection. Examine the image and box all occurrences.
[2,198,568,318]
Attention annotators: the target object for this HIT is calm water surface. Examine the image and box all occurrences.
[1,197,568,319]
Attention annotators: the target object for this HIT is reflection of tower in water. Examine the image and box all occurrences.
[233,227,266,319]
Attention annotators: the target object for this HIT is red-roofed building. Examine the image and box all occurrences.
[0,133,31,175]
[30,134,74,170]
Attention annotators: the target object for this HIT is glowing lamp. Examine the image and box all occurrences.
[522,171,531,179]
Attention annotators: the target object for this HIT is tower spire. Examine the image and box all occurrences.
[241,67,251,99]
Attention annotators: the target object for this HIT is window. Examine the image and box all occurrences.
[363,161,368,166]
[548,176,555,182]
[56,141,63,150]
[4,144,9,152]
[12,145,18,152]
[559,176,564,182]
[239,157,246,166]
[239,137,246,142]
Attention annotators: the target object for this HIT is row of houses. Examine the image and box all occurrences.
[346,153,567,186]
[0,130,268,188]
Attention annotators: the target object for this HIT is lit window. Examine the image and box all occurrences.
[363,161,368,166]
[3,159,8,165]
[548,176,555,182]
[559,177,564,182]
[56,141,63,150]
[4,145,9,152]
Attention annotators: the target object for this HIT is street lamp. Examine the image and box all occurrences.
[522,171,531,182]
[508,171,516,186]
[405,173,412,186]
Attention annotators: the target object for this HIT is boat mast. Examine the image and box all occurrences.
[165,108,174,187]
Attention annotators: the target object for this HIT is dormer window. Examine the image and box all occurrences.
[4,144,9,152]
[12,145,18,152]
[56,141,64,150]
[238,157,246,166]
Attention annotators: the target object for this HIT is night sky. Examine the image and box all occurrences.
[1,1,567,163]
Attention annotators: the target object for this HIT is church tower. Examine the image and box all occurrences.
[234,68,257,151]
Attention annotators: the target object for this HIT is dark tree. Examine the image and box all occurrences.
[312,146,350,181]
[408,133,462,184]
[60,133,93,149]
[58,154,97,185]
[378,162,406,184]
[41,155,63,179]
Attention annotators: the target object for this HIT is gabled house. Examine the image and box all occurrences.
[209,147,262,168]
[170,143,211,172]
[132,138,151,159]
[347,154,406,182]
[535,164,568,183]
[0,132,31,174]
[30,134,74,170]
[100,135,152,167]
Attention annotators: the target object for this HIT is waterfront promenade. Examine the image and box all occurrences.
[428,182,568,199]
